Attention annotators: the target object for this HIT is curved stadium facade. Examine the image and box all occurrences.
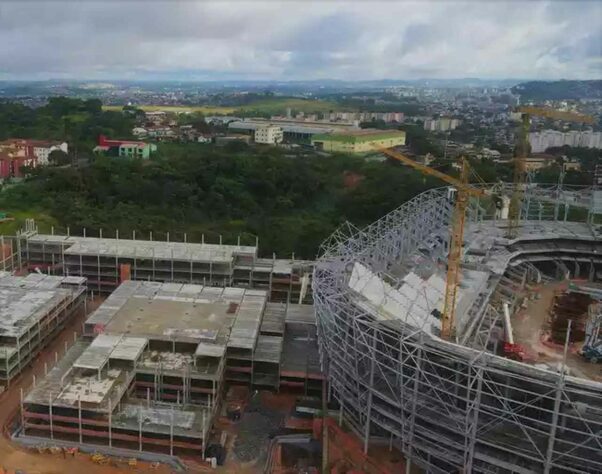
[313,184,602,473]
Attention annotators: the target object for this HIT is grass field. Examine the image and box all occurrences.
[0,210,57,236]
[102,97,343,116]
[102,105,237,114]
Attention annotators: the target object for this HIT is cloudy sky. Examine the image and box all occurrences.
[0,0,600,81]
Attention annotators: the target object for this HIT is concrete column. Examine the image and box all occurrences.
[544,321,572,474]
[48,392,54,440]
[78,395,82,443]
[138,406,143,452]
[1,236,5,271]
[108,398,112,447]
[170,406,174,456]
[20,388,25,436]
[201,410,206,457]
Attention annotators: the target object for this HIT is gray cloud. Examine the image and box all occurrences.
[0,0,600,80]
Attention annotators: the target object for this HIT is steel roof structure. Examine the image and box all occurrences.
[313,182,602,473]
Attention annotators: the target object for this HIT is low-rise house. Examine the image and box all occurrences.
[562,157,581,172]
[132,127,148,138]
[145,111,167,124]
[524,154,558,171]
[94,135,157,159]
[146,126,176,140]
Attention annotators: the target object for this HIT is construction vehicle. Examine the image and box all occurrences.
[582,343,602,364]
[502,302,526,360]
[507,106,596,238]
[378,147,487,340]
[91,452,109,465]
[581,301,602,363]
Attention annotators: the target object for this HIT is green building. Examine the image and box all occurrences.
[311,129,406,153]
[118,143,157,159]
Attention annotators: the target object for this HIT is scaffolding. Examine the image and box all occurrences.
[313,183,602,473]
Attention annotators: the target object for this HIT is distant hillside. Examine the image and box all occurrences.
[512,80,602,101]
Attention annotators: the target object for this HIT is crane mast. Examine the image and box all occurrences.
[378,147,485,340]
[507,107,595,238]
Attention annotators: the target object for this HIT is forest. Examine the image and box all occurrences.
[0,98,595,259]
[0,143,443,258]
[0,97,134,148]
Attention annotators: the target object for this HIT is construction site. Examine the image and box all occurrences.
[0,228,325,473]
[313,154,602,474]
[0,107,601,473]
[6,178,600,472]
[19,281,321,460]
[2,227,313,304]
[0,272,86,387]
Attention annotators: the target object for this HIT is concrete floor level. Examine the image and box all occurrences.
[19,280,322,460]
[11,224,314,304]
[0,271,86,386]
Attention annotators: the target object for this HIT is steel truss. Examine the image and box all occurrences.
[313,184,602,473]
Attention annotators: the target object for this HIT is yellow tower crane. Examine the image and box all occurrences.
[506,106,596,238]
[377,147,487,341]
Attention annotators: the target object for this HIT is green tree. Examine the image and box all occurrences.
[48,150,70,166]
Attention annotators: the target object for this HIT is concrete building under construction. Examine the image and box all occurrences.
[4,228,313,304]
[20,281,321,457]
[0,272,86,387]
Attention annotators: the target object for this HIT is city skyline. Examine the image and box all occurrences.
[0,0,600,81]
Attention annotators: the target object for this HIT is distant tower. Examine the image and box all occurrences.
[286,107,292,119]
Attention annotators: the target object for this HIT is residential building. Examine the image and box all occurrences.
[254,125,283,144]
[0,139,68,166]
[0,151,28,179]
[563,159,581,172]
[132,127,148,138]
[529,130,602,153]
[471,148,502,160]
[94,135,157,159]
[118,143,154,158]
[0,139,68,178]
[146,126,176,140]
[311,129,406,153]
[144,111,167,124]
[326,111,405,123]
[524,154,558,171]
[424,117,461,132]
[29,140,69,165]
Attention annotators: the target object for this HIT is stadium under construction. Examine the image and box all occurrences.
[1,181,601,472]
[313,182,602,473]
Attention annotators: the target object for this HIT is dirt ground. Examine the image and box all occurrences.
[0,296,175,474]
[202,391,298,474]
[512,282,602,381]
